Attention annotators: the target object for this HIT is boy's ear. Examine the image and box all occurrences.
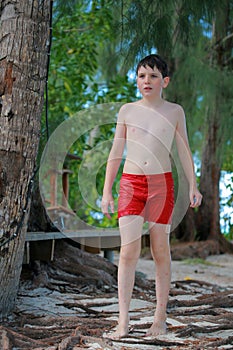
[163,76,170,88]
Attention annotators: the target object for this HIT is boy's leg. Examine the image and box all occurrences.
[147,222,171,336]
[110,215,144,339]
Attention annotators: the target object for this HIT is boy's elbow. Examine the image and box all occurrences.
[108,148,123,161]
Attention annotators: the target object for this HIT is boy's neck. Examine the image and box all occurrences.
[140,97,165,109]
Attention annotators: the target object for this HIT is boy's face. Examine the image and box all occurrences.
[137,65,169,98]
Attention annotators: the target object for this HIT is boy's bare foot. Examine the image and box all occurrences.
[104,317,130,340]
[106,324,129,340]
[145,320,167,337]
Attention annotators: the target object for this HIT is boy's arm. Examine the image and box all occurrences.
[101,108,126,218]
[175,106,202,208]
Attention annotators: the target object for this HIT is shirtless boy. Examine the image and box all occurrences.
[101,54,202,339]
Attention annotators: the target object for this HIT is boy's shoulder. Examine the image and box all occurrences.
[117,102,137,120]
[120,100,184,110]
[119,101,137,111]
[164,100,184,112]
[117,101,185,121]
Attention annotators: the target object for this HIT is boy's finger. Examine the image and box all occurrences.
[105,212,111,219]
[190,195,201,207]
[110,200,115,213]
[101,200,114,219]
[190,196,196,207]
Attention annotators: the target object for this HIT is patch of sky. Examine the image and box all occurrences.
[57,66,67,72]
[193,152,201,177]
[197,95,204,109]
[220,171,233,234]
[193,155,232,234]
[199,19,212,38]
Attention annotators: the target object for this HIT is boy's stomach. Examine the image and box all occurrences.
[123,155,172,175]
[124,138,173,175]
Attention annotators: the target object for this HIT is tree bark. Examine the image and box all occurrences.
[0,0,50,319]
[173,207,196,242]
[197,114,221,241]
[27,179,57,233]
[197,0,232,243]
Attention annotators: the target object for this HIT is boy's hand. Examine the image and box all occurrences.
[101,195,115,219]
[190,188,202,208]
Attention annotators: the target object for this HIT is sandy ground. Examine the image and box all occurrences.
[6,252,233,350]
[107,253,233,349]
[133,253,233,287]
[113,252,233,287]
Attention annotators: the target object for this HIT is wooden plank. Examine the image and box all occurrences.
[26,230,120,242]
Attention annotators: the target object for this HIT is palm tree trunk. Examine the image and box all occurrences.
[0,0,50,319]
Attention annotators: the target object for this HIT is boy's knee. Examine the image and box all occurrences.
[120,246,140,262]
[151,247,170,264]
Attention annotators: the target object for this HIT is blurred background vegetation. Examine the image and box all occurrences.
[39,0,233,240]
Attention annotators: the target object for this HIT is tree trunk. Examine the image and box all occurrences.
[197,114,221,241]
[0,0,50,319]
[173,207,196,242]
[27,179,57,233]
[197,0,232,244]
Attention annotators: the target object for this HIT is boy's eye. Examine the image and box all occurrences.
[138,74,158,78]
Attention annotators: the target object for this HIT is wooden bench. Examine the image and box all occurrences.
[25,229,120,263]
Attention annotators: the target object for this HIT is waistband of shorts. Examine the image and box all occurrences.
[121,172,173,181]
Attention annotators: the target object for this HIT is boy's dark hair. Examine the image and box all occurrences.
[136,54,169,78]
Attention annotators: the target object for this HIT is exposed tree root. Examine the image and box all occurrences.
[1,241,233,349]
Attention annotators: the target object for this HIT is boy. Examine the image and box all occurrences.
[101,54,202,339]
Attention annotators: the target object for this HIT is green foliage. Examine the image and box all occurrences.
[66,76,137,228]
[221,173,233,238]
[120,0,233,237]
[41,0,233,232]
[40,1,138,228]
[225,224,233,241]
[222,144,233,172]
[182,258,220,266]
[41,1,113,136]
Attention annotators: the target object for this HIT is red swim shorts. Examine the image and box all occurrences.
[118,172,174,224]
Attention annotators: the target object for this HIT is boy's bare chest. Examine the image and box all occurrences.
[126,110,177,142]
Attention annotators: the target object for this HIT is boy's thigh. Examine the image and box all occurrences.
[145,172,174,224]
[119,215,144,246]
[145,192,174,225]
